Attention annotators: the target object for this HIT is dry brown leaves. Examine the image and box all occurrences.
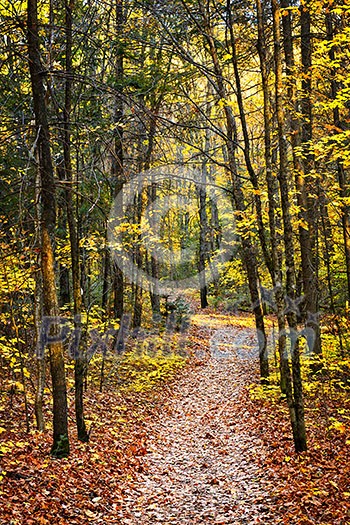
[0,310,349,524]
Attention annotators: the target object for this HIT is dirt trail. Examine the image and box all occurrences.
[119,312,273,524]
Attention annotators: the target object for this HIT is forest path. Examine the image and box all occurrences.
[119,312,273,524]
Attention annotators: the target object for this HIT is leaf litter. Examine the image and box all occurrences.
[1,310,349,524]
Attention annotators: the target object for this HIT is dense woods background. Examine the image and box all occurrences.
[1,0,350,493]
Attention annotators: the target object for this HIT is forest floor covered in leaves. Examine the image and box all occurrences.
[1,310,349,524]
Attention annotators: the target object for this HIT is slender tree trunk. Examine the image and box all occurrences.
[112,0,124,322]
[232,1,295,394]
[34,273,46,431]
[227,6,272,276]
[256,0,289,392]
[57,164,70,307]
[33,157,46,431]
[281,0,321,354]
[272,0,307,452]
[143,103,161,319]
[100,240,111,392]
[198,127,210,309]
[132,92,149,330]
[149,176,161,318]
[27,0,69,457]
[102,241,111,314]
[198,175,209,309]
[132,190,143,330]
[63,0,88,442]
[207,161,221,294]
[34,161,45,431]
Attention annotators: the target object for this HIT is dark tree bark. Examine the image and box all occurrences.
[57,165,70,307]
[146,107,161,319]
[281,0,321,354]
[198,158,209,309]
[132,93,149,330]
[102,242,111,315]
[256,0,290,393]
[272,0,307,452]
[325,9,350,306]
[197,124,211,309]
[299,1,321,354]
[226,4,273,277]
[132,189,143,330]
[149,176,161,319]
[63,0,88,443]
[59,264,70,307]
[34,164,45,431]
[27,0,69,457]
[134,94,162,322]
[112,0,125,322]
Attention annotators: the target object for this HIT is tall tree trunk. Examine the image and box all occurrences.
[34,158,45,431]
[27,0,69,457]
[57,164,70,307]
[132,94,148,330]
[102,240,111,315]
[299,1,321,354]
[64,0,88,442]
[149,176,161,319]
[281,0,321,354]
[256,0,290,393]
[132,189,143,330]
[227,5,273,276]
[325,9,350,306]
[143,103,161,319]
[198,127,210,309]
[272,0,307,452]
[112,0,124,322]
[198,176,209,309]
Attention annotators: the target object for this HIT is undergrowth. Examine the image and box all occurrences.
[248,330,350,441]
[116,349,187,392]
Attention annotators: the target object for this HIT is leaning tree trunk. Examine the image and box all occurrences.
[27,0,69,457]
[199,4,269,380]
[227,7,272,277]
